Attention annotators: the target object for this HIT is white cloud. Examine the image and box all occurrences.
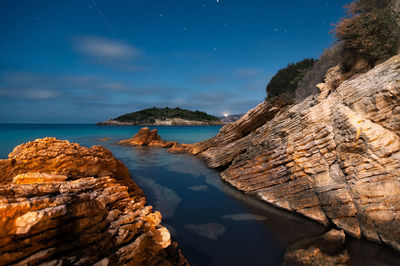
[25,90,60,99]
[75,36,143,60]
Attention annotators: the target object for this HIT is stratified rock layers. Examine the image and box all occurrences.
[0,138,187,265]
[190,55,400,251]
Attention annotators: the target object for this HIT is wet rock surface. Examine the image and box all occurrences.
[188,55,400,252]
[0,137,188,265]
[119,127,177,148]
[119,127,192,154]
[282,229,350,266]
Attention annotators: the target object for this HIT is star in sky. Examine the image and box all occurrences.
[0,0,351,122]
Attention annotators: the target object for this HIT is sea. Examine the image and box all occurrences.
[0,124,399,266]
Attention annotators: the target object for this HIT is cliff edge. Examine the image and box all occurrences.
[189,54,400,252]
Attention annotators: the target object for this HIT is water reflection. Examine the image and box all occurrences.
[185,223,227,240]
[187,185,208,192]
[222,213,267,221]
[96,139,400,266]
[135,175,182,219]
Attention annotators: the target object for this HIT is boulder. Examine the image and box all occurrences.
[119,127,176,148]
[282,230,350,266]
[0,138,188,265]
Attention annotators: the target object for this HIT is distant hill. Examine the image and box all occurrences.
[97,107,224,126]
[219,114,243,123]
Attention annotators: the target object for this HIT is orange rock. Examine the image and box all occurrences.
[0,138,188,265]
[283,230,350,265]
[119,127,192,153]
[168,143,192,154]
[119,127,171,147]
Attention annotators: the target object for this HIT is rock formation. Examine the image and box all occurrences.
[118,127,192,154]
[118,127,176,147]
[187,55,400,252]
[0,137,187,265]
[282,229,349,266]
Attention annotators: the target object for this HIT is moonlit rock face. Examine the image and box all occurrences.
[189,55,400,252]
[0,138,188,265]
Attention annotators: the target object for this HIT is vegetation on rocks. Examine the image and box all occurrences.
[334,0,400,72]
[266,0,400,102]
[265,59,316,105]
[295,44,344,101]
[114,107,220,124]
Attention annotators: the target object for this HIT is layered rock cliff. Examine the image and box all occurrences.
[188,55,400,252]
[0,138,187,265]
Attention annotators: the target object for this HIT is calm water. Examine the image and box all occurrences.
[0,124,399,266]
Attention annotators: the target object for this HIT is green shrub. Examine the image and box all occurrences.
[115,107,220,123]
[266,59,316,102]
[295,44,344,101]
[334,0,400,71]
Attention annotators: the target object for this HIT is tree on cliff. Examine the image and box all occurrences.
[265,58,316,104]
[334,0,400,71]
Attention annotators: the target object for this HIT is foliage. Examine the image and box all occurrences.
[265,58,316,102]
[114,107,220,123]
[295,44,344,101]
[334,0,400,71]
[266,93,296,107]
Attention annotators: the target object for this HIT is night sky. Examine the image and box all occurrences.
[0,0,349,123]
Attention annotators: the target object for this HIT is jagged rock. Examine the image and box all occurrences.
[168,143,192,154]
[189,54,400,252]
[282,229,350,266]
[324,65,344,90]
[119,127,176,148]
[0,138,188,265]
[119,127,193,154]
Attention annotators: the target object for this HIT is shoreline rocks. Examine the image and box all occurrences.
[118,127,176,148]
[0,137,188,265]
[118,127,192,154]
[186,55,400,252]
[283,229,350,265]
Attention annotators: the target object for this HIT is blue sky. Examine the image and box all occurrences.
[0,0,349,123]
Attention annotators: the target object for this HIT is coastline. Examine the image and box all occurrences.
[97,119,224,126]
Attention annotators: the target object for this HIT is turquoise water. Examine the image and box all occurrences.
[0,124,399,265]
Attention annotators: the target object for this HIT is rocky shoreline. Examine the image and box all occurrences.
[119,55,400,255]
[0,138,188,265]
[118,127,192,153]
[186,55,400,252]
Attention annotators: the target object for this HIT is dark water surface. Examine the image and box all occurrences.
[0,124,399,265]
